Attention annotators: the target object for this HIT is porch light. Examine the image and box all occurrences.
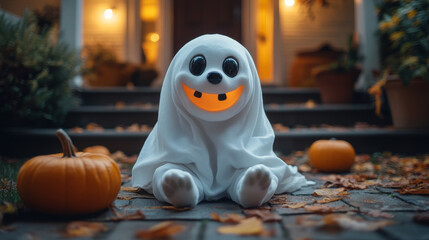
[284,0,295,7]
[104,8,114,19]
[150,33,160,42]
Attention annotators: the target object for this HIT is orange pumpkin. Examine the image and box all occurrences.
[308,138,355,172]
[17,129,121,215]
[83,145,111,156]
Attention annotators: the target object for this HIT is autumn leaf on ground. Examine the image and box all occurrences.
[120,186,142,193]
[269,194,288,205]
[324,214,395,231]
[242,209,282,222]
[211,213,245,223]
[297,214,395,231]
[304,204,338,214]
[314,197,343,204]
[281,202,307,209]
[413,212,429,225]
[320,174,368,190]
[110,208,146,221]
[396,178,429,195]
[135,221,185,239]
[147,206,191,211]
[217,217,264,236]
[313,188,349,197]
[362,210,394,219]
[63,221,107,238]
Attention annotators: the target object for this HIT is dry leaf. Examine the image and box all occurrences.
[121,186,141,193]
[282,202,307,209]
[297,214,395,231]
[362,210,394,219]
[147,206,191,211]
[110,209,145,221]
[63,221,107,238]
[413,212,429,225]
[242,209,282,222]
[298,164,312,172]
[304,204,337,213]
[320,174,368,190]
[314,197,343,204]
[269,194,288,205]
[135,221,185,239]
[211,213,245,223]
[217,217,263,236]
[325,214,395,231]
[313,188,349,197]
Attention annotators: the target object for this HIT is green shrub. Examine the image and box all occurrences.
[0,11,80,127]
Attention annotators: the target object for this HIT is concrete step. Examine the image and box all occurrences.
[2,127,427,157]
[75,87,372,105]
[63,104,386,128]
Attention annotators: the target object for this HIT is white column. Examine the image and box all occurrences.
[354,0,381,89]
[59,0,83,87]
[126,0,142,64]
[154,0,173,86]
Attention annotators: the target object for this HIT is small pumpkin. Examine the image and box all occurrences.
[308,138,355,172]
[16,129,121,215]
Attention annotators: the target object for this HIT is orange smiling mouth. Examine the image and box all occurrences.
[182,83,244,112]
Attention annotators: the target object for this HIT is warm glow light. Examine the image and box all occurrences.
[104,9,113,19]
[284,0,295,7]
[150,33,160,42]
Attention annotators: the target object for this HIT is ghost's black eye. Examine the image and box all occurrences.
[189,55,206,76]
[222,57,239,78]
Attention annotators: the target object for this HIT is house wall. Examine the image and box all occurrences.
[280,0,355,86]
[82,0,127,61]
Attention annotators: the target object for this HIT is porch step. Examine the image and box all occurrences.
[1,128,428,157]
[63,104,384,128]
[75,87,371,105]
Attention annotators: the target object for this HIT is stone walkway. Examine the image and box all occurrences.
[1,168,428,240]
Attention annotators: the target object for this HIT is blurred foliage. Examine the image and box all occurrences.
[34,5,60,34]
[0,10,80,127]
[377,0,429,85]
[0,158,23,204]
[313,35,362,75]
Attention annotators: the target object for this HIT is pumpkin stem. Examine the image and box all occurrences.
[56,129,76,158]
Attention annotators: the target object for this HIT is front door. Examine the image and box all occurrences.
[173,0,242,54]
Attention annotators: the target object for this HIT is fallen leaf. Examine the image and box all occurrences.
[110,209,145,221]
[413,212,429,225]
[282,202,307,209]
[325,214,395,231]
[269,194,288,205]
[135,221,185,239]
[313,188,349,197]
[211,213,245,223]
[147,206,191,211]
[217,217,263,236]
[297,214,395,231]
[314,197,343,204]
[320,175,368,190]
[362,210,394,219]
[242,209,282,222]
[63,221,107,238]
[298,164,312,172]
[304,204,337,213]
[120,186,141,193]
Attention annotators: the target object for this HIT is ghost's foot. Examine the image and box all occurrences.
[161,169,199,207]
[237,165,274,208]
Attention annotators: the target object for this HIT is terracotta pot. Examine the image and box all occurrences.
[315,69,360,104]
[384,77,429,129]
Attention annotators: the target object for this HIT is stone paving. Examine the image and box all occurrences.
[1,170,428,240]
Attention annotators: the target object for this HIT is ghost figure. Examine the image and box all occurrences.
[132,34,311,208]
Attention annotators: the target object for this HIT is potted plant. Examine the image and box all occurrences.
[369,0,429,129]
[0,11,79,127]
[312,35,362,104]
